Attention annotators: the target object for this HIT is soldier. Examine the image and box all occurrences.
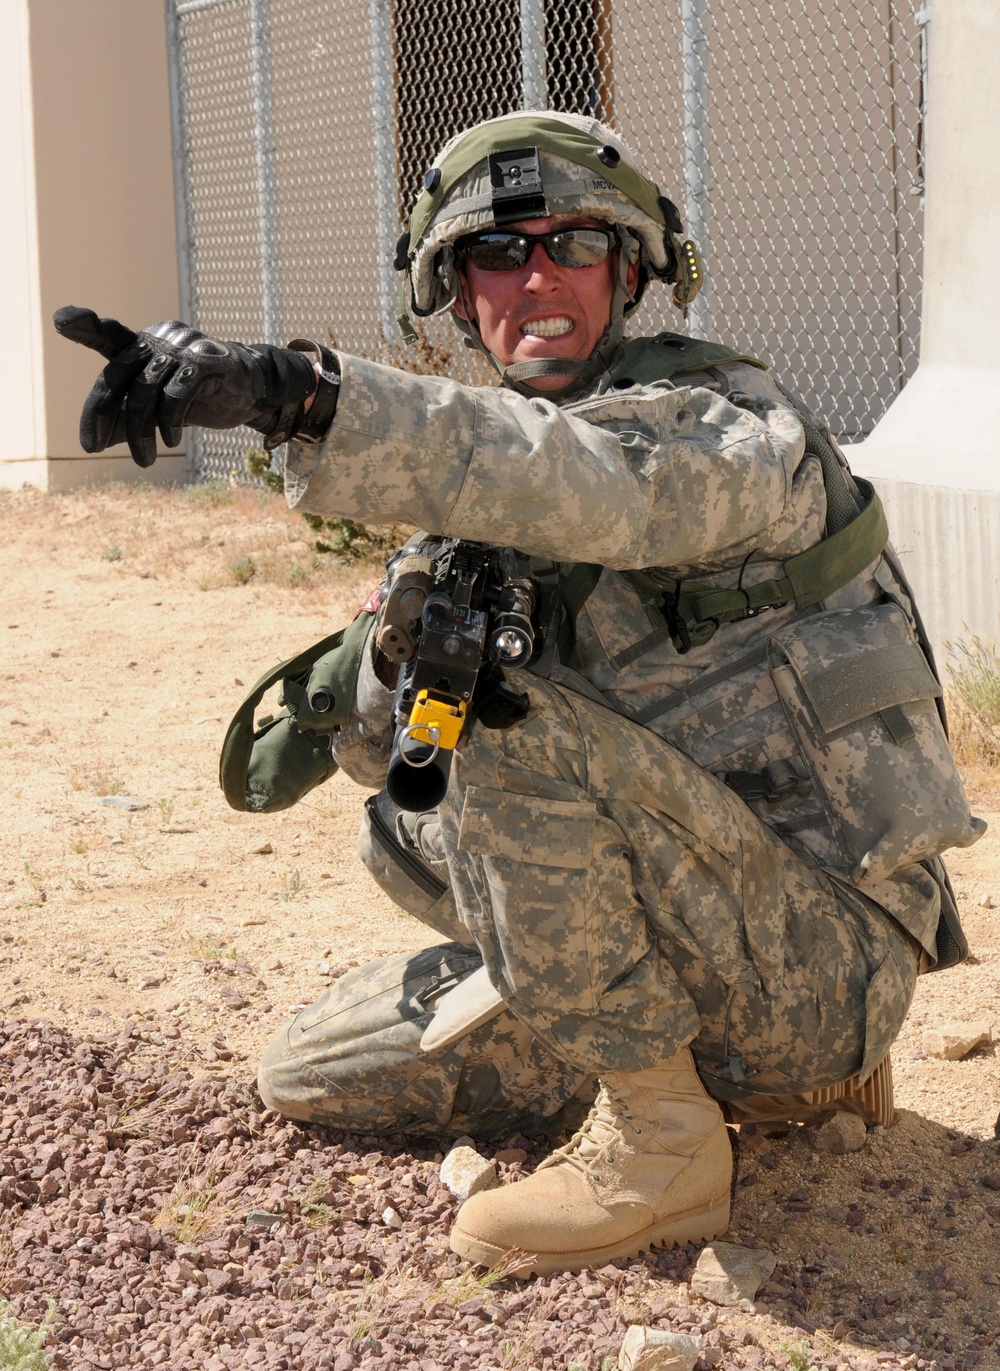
[56,111,982,1277]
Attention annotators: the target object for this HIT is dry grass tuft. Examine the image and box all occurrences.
[945,635,1000,768]
[152,1168,235,1243]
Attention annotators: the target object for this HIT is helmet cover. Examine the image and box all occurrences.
[399,110,702,326]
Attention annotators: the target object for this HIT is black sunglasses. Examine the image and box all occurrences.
[454,227,617,272]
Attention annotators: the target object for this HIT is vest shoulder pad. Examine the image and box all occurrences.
[609,334,768,387]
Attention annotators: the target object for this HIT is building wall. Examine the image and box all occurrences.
[0,0,45,475]
[848,0,1000,662]
[0,0,182,490]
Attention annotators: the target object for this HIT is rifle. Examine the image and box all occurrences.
[375,538,538,811]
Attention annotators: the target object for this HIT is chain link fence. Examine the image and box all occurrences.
[166,0,927,481]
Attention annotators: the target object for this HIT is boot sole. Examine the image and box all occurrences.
[449,1193,730,1277]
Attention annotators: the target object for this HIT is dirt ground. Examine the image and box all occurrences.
[2,481,999,1370]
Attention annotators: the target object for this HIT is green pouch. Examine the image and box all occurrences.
[219,611,374,812]
[244,713,336,813]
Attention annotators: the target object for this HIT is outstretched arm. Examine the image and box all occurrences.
[284,351,809,571]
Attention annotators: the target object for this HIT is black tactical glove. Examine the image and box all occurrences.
[53,306,321,468]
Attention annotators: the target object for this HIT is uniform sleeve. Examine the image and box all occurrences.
[284,351,808,569]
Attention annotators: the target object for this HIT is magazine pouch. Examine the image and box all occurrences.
[768,602,985,887]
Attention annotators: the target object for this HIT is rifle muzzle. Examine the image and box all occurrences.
[385,728,454,810]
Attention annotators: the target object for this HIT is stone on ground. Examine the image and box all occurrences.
[617,1324,701,1370]
[923,1021,993,1061]
[809,1111,869,1154]
[691,1241,777,1307]
[439,1144,498,1201]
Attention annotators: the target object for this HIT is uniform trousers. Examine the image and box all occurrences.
[259,673,927,1136]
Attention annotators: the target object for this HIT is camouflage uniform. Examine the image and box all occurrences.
[259,337,975,1136]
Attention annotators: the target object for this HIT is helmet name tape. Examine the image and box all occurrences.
[488,148,547,226]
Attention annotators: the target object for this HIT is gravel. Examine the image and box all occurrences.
[1,1016,998,1371]
[0,1018,697,1371]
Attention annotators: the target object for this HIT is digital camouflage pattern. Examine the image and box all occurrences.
[258,942,597,1139]
[260,652,931,1120]
[767,601,984,884]
[267,336,976,1129]
[259,674,925,1120]
[284,350,811,572]
[288,342,974,931]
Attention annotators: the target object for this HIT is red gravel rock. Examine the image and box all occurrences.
[1,1016,996,1371]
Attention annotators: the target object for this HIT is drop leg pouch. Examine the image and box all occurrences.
[359,790,467,943]
[767,601,985,887]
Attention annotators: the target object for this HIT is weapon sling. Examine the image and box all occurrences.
[558,477,887,661]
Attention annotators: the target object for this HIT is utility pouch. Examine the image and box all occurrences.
[243,713,336,814]
[219,611,373,812]
[768,602,985,886]
[360,790,445,903]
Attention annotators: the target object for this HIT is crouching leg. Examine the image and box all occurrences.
[257,942,595,1140]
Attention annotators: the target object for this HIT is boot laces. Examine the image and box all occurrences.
[546,1081,641,1178]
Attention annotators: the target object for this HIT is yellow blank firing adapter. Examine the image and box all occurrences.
[406,688,466,752]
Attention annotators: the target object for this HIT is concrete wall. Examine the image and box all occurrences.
[0,0,183,491]
[847,0,1000,664]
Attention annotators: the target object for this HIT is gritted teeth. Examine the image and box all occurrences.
[520,317,573,337]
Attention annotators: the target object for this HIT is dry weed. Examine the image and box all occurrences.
[152,1166,235,1243]
[63,760,125,796]
[437,1249,536,1304]
[296,1180,342,1229]
[945,635,1000,767]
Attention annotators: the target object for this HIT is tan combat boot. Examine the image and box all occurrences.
[721,1055,895,1130]
[449,1047,732,1276]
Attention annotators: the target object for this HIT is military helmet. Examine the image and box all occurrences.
[396,111,702,336]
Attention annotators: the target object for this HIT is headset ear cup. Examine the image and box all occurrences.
[434,247,458,304]
[414,249,454,317]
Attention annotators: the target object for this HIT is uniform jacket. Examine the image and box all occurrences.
[284,334,981,966]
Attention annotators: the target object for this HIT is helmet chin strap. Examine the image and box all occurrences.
[501,354,605,402]
[455,236,637,402]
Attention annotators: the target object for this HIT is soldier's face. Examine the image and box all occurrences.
[454,215,637,392]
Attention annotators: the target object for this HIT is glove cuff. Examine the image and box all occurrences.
[284,338,341,446]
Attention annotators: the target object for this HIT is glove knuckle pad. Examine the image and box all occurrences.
[188,337,230,358]
[144,319,187,340]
